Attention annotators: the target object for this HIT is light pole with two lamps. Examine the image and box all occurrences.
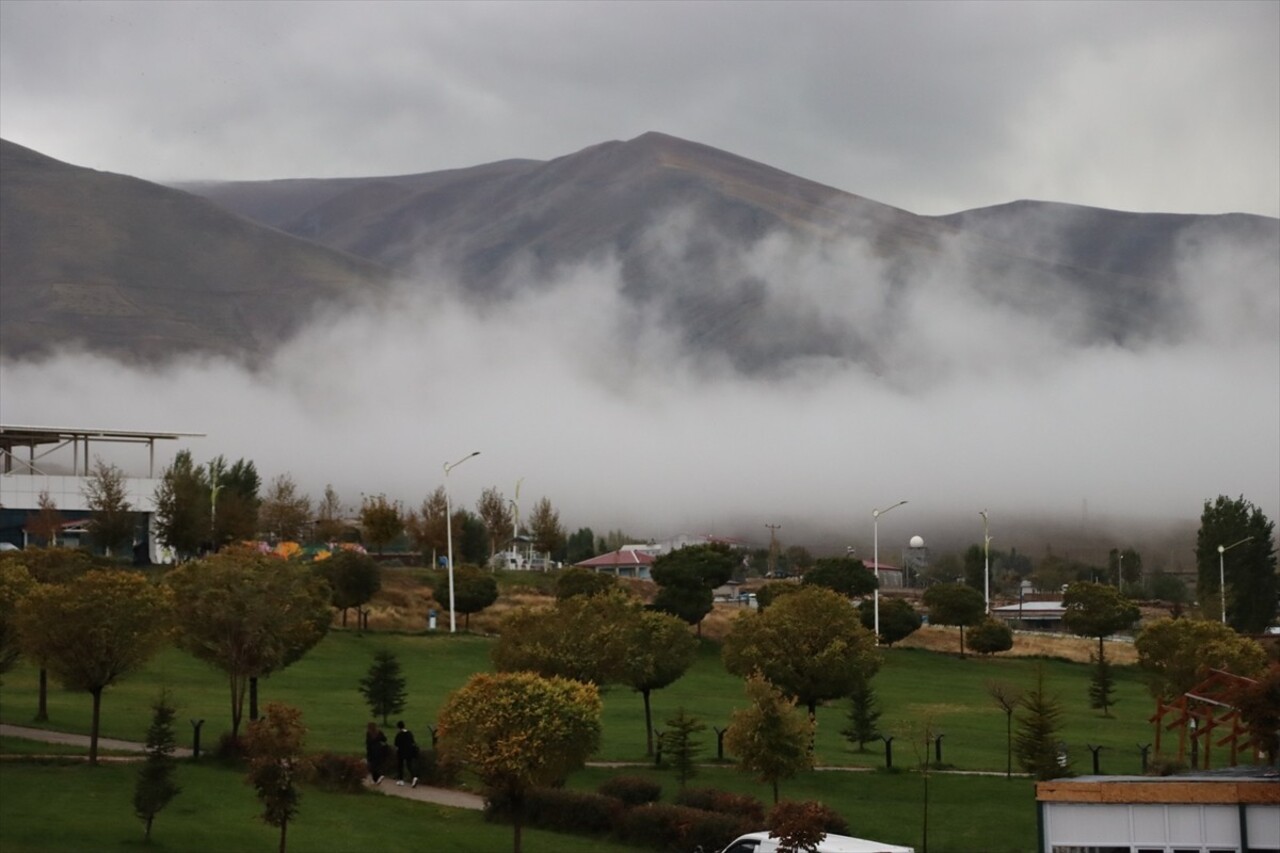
[872,500,908,644]
[443,451,480,633]
[1217,536,1252,626]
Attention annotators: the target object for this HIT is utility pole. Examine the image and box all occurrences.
[765,523,782,577]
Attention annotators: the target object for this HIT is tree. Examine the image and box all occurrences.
[1230,663,1280,765]
[83,458,136,557]
[1014,668,1069,780]
[755,581,800,611]
[968,618,1014,655]
[554,566,616,600]
[857,597,922,646]
[527,497,565,562]
[724,674,814,804]
[476,487,514,560]
[768,800,833,853]
[659,707,705,788]
[25,490,64,547]
[407,487,449,567]
[492,589,636,685]
[564,527,597,564]
[358,649,407,726]
[651,543,737,635]
[315,548,381,627]
[986,680,1023,779]
[313,485,346,544]
[243,702,306,853]
[922,582,986,657]
[258,474,312,543]
[15,570,171,763]
[133,690,181,841]
[437,672,602,853]
[839,673,881,753]
[801,556,877,598]
[1134,618,1267,701]
[1061,582,1140,715]
[1108,547,1143,589]
[453,566,499,629]
[153,450,210,559]
[166,548,332,737]
[359,494,402,555]
[1195,495,1277,633]
[0,547,93,719]
[0,562,35,681]
[723,585,880,722]
[620,609,698,756]
[1145,571,1189,615]
[209,456,261,548]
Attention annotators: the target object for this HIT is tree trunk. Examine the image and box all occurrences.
[250,677,259,722]
[36,668,48,721]
[230,673,245,738]
[772,777,779,804]
[643,689,654,756]
[144,815,154,841]
[959,626,967,658]
[89,686,102,766]
[278,818,288,853]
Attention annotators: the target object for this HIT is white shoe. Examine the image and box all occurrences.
[411,777,419,788]
[396,780,405,786]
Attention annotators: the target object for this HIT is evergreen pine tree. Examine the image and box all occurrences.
[659,708,705,788]
[1088,652,1117,716]
[1014,669,1069,780]
[133,691,181,841]
[358,650,407,725]
[840,675,881,752]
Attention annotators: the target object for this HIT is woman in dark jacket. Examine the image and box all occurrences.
[364,722,387,783]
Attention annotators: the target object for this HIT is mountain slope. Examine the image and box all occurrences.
[0,139,391,363]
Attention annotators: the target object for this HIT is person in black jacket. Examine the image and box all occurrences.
[393,720,418,787]
[364,722,387,784]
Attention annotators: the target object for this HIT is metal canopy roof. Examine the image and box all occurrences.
[0,424,204,477]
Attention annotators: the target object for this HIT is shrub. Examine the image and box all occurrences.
[767,799,849,835]
[487,787,621,836]
[415,747,461,787]
[618,803,750,853]
[674,787,765,823]
[304,752,366,793]
[598,775,663,806]
[213,733,246,765]
[969,618,1014,655]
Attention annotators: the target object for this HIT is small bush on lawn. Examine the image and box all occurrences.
[486,788,621,835]
[598,775,663,806]
[675,787,766,823]
[213,733,246,765]
[305,752,367,793]
[767,800,850,835]
[618,803,751,853]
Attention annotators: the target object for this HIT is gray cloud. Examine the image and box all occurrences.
[1,0,1276,216]
[2,220,1275,555]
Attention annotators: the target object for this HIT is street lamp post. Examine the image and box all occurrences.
[979,510,992,615]
[872,500,908,644]
[1217,536,1253,626]
[443,451,481,633]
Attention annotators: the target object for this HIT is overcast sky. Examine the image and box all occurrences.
[1,0,1277,217]
[2,0,1278,560]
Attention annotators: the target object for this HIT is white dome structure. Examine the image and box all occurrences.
[909,535,925,549]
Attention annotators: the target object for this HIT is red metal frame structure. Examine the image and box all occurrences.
[1150,668,1261,770]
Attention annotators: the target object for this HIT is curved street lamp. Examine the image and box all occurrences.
[1217,536,1252,626]
[872,500,908,644]
[443,451,481,633]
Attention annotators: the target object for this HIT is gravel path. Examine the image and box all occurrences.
[0,723,485,810]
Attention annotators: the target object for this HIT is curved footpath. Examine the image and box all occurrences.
[0,723,485,810]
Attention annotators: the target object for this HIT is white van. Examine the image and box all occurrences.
[719,830,915,853]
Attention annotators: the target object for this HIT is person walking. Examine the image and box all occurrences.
[393,720,418,787]
[364,722,387,784]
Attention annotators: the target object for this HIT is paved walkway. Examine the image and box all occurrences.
[0,724,485,810]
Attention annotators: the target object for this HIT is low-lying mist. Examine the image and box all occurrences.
[2,220,1276,564]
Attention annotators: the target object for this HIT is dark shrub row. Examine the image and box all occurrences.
[484,783,758,852]
[305,752,367,793]
[675,787,766,824]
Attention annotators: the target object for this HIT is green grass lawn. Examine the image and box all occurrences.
[0,626,1165,852]
[0,759,639,853]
